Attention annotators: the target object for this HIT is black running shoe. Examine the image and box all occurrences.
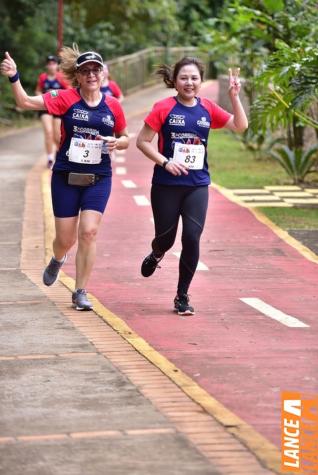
[141,251,164,277]
[174,294,195,316]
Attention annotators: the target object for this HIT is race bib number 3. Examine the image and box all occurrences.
[68,138,103,165]
[172,143,205,170]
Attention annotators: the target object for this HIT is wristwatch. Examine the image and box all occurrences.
[162,159,169,169]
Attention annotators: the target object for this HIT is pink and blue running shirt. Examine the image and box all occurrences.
[43,88,126,175]
[100,80,122,99]
[145,96,231,186]
[37,72,69,93]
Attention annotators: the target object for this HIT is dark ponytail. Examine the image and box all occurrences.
[156,57,205,89]
[156,64,174,88]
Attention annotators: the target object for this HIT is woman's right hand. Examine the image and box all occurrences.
[0,52,17,78]
[165,161,189,176]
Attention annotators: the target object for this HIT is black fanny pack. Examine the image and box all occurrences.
[56,172,102,186]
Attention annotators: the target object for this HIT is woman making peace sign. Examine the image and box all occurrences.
[137,57,248,315]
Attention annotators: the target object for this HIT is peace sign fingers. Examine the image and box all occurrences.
[228,67,241,97]
[234,67,240,79]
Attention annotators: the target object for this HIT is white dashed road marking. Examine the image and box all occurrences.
[115,167,127,175]
[240,298,309,328]
[122,180,137,189]
[114,156,126,163]
[173,252,209,271]
[133,195,150,206]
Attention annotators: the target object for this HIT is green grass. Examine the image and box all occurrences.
[259,207,318,230]
[208,129,288,188]
[208,130,318,231]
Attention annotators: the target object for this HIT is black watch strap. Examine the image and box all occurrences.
[162,159,169,169]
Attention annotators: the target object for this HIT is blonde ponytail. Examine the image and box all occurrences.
[59,43,81,87]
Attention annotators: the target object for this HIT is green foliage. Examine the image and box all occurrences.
[233,128,285,160]
[201,0,318,183]
[63,5,118,59]
[254,41,318,111]
[269,145,318,184]
[250,40,318,155]
[250,90,290,136]
[202,0,318,84]
[65,0,221,54]
[0,0,57,119]
[0,0,225,122]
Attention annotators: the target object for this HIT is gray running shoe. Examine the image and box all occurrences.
[72,289,93,311]
[43,255,67,286]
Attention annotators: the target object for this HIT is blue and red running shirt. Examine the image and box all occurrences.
[43,88,126,175]
[144,96,231,186]
[37,72,69,93]
[100,80,122,99]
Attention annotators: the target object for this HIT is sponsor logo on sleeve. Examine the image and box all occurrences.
[50,90,59,98]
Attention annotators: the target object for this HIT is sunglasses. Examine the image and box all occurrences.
[78,67,102,76]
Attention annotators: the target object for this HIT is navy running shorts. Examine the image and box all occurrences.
[51,172,112,218]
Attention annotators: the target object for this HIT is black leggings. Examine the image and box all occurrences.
[151,184,209,295]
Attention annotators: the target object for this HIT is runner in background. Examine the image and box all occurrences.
[137,57,248,316]
[1,47,129,311]
[35,55,69,168]
[100,63,124,102]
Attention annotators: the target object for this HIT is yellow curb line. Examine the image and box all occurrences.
[213,183,318,265]
[41,170,283,474]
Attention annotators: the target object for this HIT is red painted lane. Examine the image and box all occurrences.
[63,83,318,448]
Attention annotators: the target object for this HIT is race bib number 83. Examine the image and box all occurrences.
[172,143,205,170]
[68,138,103,165]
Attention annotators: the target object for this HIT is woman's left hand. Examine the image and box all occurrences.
[228,67,241,99]
[97,135,117,152]
[1,52,17,78]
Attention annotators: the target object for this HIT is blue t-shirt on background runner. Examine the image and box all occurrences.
[37,72,69,93]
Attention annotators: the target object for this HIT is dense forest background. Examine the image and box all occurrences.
[1,0,318,185]
[0,0,223,93]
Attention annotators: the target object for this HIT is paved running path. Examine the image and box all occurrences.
[0,125,220,475]
[63,82,318,449]
[0,92,276,474]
